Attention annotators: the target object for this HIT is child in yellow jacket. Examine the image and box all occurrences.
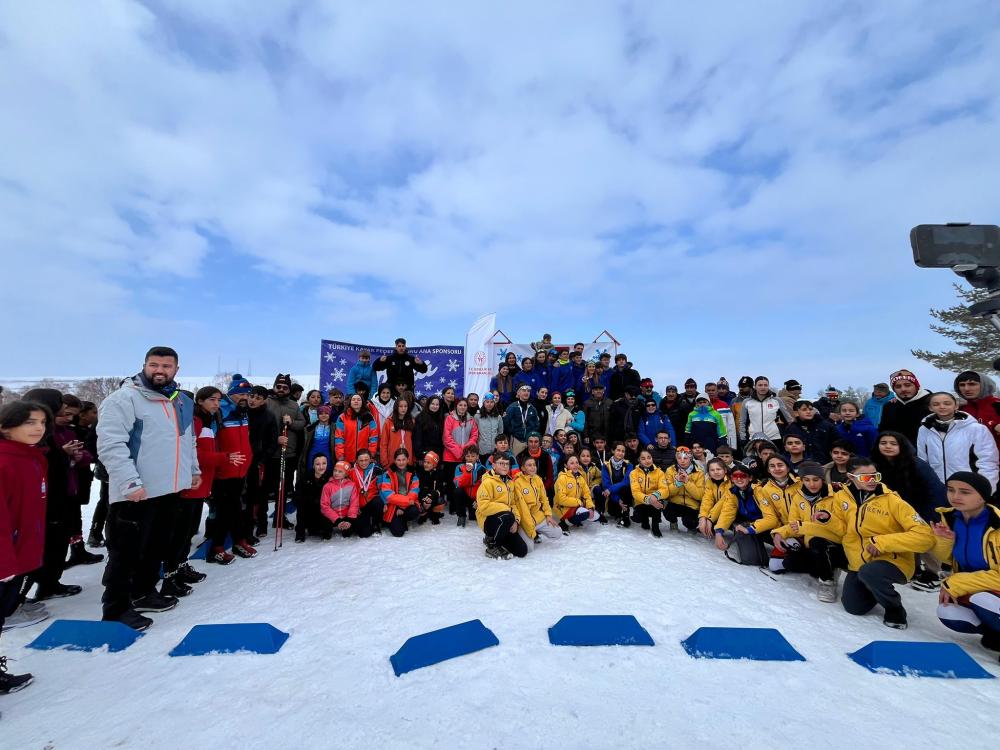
[698,458,732,538]
[837,457,934,629]
[769,461,849,602]
[660,446,705,531]
[553,456,597,531]
[513,455,561,543]
[475,453,527,559]
[630,449,666,537]
[930,471,1000,651]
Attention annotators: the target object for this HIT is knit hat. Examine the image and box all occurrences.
[718,377,730,387]
[227,373,252,395]
[695,393,709,403]
[640,378,654,388]
[798,461,825,479]
[684,378,697,387]
[273,373,292,389]
[517,384,531,393]
[890,369,920,389]
[334,461,352,474]
[423,451,440,467]
[946,471,992,501]
[738,376,753,388]
[482,393,496,402]
[824,385,841,396]
[625,385,640,396]
[526,431,542,440]
[317,405,332,416]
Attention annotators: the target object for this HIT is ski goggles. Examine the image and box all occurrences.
[847,472,881,484]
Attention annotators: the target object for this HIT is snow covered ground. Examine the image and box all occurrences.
[3,497,999,749]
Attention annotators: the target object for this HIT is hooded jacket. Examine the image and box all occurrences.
[97,374,200,503]
[266,394,307,457]
[661,464,706,509]
[474,410,504,455]
[347,361,379,400]
[443,412,480,463]
[320,477,361,524]
[638,411,676,448]
[738,390,792,442]
[684,402,727,452]
[583,396,612,443]
[862,392,896,426]
[609,365,641,401]
[785,417,835,461]
[475,469,520,529]
[180,414,227,500]
[833,416,879,457]
[916,412,999,490]
[216,397,251,480]
[0,440,47,579]
[771,483,846,545]
[878,389,932,446]
[955,372,1000,448]
[512,472,553,539]
[377,467,420,523]
[553,468,595,518]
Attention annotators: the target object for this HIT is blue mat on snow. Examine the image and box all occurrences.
[682,627,805,661]
[548,615,654,646]
[169,623,289,656]
[27,619,144,653]
[848,641,994,679]
[390,619,499,676]
[189,535,232,560]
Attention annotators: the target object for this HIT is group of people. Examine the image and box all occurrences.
[2,338,1000,696]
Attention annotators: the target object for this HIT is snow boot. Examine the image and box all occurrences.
[651,522,662,538]
[485,545,513,560]
[883,606,908,630]
[160,573,192,598]
[207,547,235,565]
[622,511,631,528]
[457,515,467,528]
[247,534,260,546]
[295,527,306,543]
[0,657,32,695]
[640,517,650,530]
[233,540,257,558]
[1,605,49,632]
[131,591,178,614]
[32,583,82,601]
[598,513,608,525]
[559,520,570,536]
[255,523,268,538]
[176,563,207,584]
[65,540,104,569]
[817,579,838,603]
[111,609,153,632]
[87,527,105,548]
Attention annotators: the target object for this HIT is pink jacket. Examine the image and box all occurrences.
[443,413,480,463]
[319,477,360,524]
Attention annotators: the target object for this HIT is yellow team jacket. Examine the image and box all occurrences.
[700,479,733,519]
[835,484,934,579]
[581,463,603,494]
[747,478,802,534]
[932,505,1000,598]
[553,469,595,518]
[475,470,521,530]
[661,465,706,509]
[513,472,553,540]
[630,465,665,505]
[772,484,847,544]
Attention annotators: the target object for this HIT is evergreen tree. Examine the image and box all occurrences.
[912,284,1000,372]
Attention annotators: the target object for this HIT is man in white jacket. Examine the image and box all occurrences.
[738,376,793,443]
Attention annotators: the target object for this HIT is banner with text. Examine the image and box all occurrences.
[320,340,465,399]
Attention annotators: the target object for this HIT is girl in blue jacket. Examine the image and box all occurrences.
[833,401,878,456]
[638,398,676,448]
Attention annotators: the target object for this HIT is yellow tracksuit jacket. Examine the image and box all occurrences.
[630,465,665,505]
[747,478,802,534]
[512,473,552,540]
[661,465,706,510]
[772,484,847,544]
[835,484,934,579]
[932,505,1000,598]
[700,479,733,519]
[475,470,521,530]
[553,469,595,519]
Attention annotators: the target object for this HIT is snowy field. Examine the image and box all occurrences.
[3,497,999,750]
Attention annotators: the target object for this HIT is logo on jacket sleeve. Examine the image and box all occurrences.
[841,501,850,511]
[522,488,530,495]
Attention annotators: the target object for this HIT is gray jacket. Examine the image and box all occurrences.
[475,413,503,455]
[266,395,307,456]
[97,375,200,503]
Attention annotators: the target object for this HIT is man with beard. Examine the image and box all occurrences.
[878,370,932,446]
[97,346,201,631]
[266,374,306,529]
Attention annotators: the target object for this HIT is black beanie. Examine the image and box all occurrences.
[946,471,992,501]
[684,378,697,387]
[797,461,825,479]
[273,373,292,389]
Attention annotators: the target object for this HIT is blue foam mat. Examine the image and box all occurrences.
[548,615,655,646]
[681,627,805,661]
[169,623,289,656]
[27,619,144,653]
[189,535,233,560]
[390,619,499,676]
[848,640,995,679]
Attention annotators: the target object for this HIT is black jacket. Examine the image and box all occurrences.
[584,397,613,442]
[610,398,643,442]
[878,391,932,447]
[248,405,279,462]
[609,366,641,401]
[373,351,429,391]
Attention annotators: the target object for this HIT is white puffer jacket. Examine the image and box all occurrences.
[917,411,999,490]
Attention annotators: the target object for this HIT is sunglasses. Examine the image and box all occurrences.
[848,472,881,483]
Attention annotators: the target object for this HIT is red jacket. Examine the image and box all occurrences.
[442,413,480,463]
[378,468,419,523]
[335,409,379,463]
[963,396,1000,448]
[0,440,48,579]
[320,477,360,523]
[380,420,413,467]
[181,415,227,499]
[216,400,252,480]
[350,464,380,507]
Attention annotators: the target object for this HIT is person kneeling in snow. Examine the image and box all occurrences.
[415,451,448,525]
[932,471,1000,659]
[476,454,527,559]
[553,455,598,533]
[379,448,421,538]
[630,449,666,537]
[769,461,849,603]
[513,455,561,547]
[319,461,361,540]
[294,455,332,542]
[661,447,705,532]
[837,457,934,630]
[712,463,769,565]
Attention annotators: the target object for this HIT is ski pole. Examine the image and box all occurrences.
[274,424,288,551]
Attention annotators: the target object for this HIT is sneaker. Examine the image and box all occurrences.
[431,517,441,525]
[622,512,631,529]
[247,534,260,546]
[255,525,268,538]
[87,528,106,548]
[484,545,513,560]
[457,516,467,528]
[160,574,193,598]
[910,567,941,592]
[233,540,257,558]
[208,547,235,565]
[18,601,47,615]
[817,579,838,603]
[109,609,153,632]
[64,540,104,569]
[1,605,50,632]
[131,592,178,614]
[176,563,207,584]
[883,606,908,630]
[0,657,32,695]
[32,583,82,601]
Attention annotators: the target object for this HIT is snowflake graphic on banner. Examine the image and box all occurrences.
[318,339,465,398]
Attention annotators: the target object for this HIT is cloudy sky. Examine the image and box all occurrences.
[2,1,998,394]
